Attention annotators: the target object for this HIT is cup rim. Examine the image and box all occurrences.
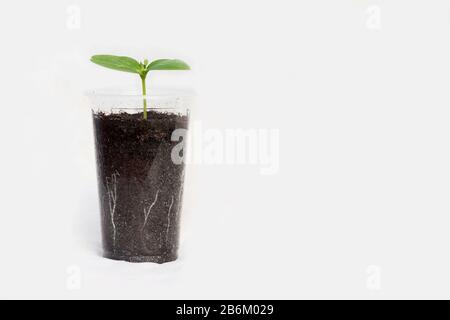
[85,87,195,100]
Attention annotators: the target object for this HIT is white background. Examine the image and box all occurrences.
[0,0,450,299]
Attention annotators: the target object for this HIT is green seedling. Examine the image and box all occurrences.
[91,55,190,119]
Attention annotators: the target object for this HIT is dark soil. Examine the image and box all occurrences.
[93,110,188,263]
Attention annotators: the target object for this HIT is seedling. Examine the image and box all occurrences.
[91,55,190,119]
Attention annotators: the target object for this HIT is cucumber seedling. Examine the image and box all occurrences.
[91,55,190,119]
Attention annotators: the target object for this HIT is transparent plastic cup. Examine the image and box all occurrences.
[87,89,191,263]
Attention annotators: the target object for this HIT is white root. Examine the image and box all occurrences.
[142,189,160,233]
[176,185,184,220]
[165,196,175,245]
[106,171,119,251]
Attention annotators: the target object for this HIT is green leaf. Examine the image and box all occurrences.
[147,59,190,71]
[90,54,191,120]
[90,55,142,74]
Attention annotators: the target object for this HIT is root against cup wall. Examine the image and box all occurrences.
[93,111,188,263]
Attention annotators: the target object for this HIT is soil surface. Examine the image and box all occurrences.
[93,111,188,263]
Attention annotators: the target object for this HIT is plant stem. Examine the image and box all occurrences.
[141,75,147,120]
